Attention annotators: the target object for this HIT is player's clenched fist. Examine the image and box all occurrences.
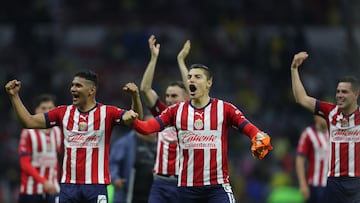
[5,79,21,95]
[291,52,309,69]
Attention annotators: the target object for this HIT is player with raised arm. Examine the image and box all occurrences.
[291,51,360,203]
[5,71,142,203]
[140,35,190,203]
[124,64,273,202]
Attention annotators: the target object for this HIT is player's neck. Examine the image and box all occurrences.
[191,95,210,109]
[78,100,97,112]
[342,103,359,116]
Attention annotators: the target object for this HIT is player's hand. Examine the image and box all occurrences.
[5,80,21,96]
[291,52,308,70]
[43,180,58,195]
[123,82,139,97]
[177,40,191,61]
[113,178,127,189]
[251,131,273,159]
[149,35,160,59]
[122,110,138,125]
[299,183,310,199]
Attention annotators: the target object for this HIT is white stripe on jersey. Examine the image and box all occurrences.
[216,101,224,182]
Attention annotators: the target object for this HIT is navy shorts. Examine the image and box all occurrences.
[178,183,236,203]
[59,183,108,203]
[326,177,360,203]
[306,186,326,203]
[18,194,59,203]
[148,174,180,203]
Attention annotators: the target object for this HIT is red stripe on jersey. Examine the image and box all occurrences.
[167,143,177,174]
[210,149,218,185]
[193,149,204,186]
[92,148,99,183]
[210,100,218,130]
[35,130,42,152]
[66,106,76,130]
[65,148,72,183]
[181,104,189,130]
[181,149,189,186]
[339,143,349,176]
[76,148,86,182]
[356,143,360,176]
[94,107,100,130]
[158,141,164,173]
[330,142,336,177]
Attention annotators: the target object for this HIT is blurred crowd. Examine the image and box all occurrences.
[1,0,360,202]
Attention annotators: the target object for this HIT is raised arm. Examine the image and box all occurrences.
[5,80,47,128]
[123,82,143,120]
[177,40,191,93]
[291,52,316,112]
[140,35,160,108]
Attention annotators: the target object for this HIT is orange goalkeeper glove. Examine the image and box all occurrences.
[251,131,273,159]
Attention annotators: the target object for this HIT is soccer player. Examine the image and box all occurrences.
[123,64,273,203]
[5,71,143,203]
[18,94,62,203]
[296,115,329,203]
[291,51,360,203]
[140,35,189,203]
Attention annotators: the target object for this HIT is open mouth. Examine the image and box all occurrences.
[189,84,197,92]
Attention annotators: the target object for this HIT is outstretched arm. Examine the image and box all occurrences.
[291,52,316,113]
[5,80,46,128]
[177,40,191,93]
[140,35,160,108]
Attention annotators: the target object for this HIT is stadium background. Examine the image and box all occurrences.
[1,0,360,202]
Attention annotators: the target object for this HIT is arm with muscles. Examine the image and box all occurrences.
[123,82,143,120]
[122,110,162,135]
[291,52,316,112]
[5,80,47,128]
[177,40,191,93]
[140,35,160,107]
[296,155,310,199]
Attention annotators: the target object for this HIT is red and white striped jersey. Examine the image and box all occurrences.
[157,98,259,186]
[316,100,360,177]
[297,126,329,186]
[46,103,125,184]
[151,99,180,176]
[18,127,62,194]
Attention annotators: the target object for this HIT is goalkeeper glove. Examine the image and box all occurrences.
[251,131,273,159]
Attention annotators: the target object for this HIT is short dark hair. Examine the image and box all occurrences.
[169,81,186,91]
[189,63,213,80]
[33,94,56,109]
[338,76,360,92]
[74,70,98,87]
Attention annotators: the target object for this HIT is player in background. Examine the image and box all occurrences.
[140,35,190,203]
[296,115,329,203]
[18,94,62,203]
[291,51,360,203]
[123,64,273,203]
[5,71,143,203]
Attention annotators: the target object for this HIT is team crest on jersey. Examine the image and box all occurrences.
[194,119,203,130]
[79,121,88,131]
[340,118,349,127]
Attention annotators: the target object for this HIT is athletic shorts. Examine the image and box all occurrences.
[178,183,236,203]
[326,177,360,203]
[59,183,108,203]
